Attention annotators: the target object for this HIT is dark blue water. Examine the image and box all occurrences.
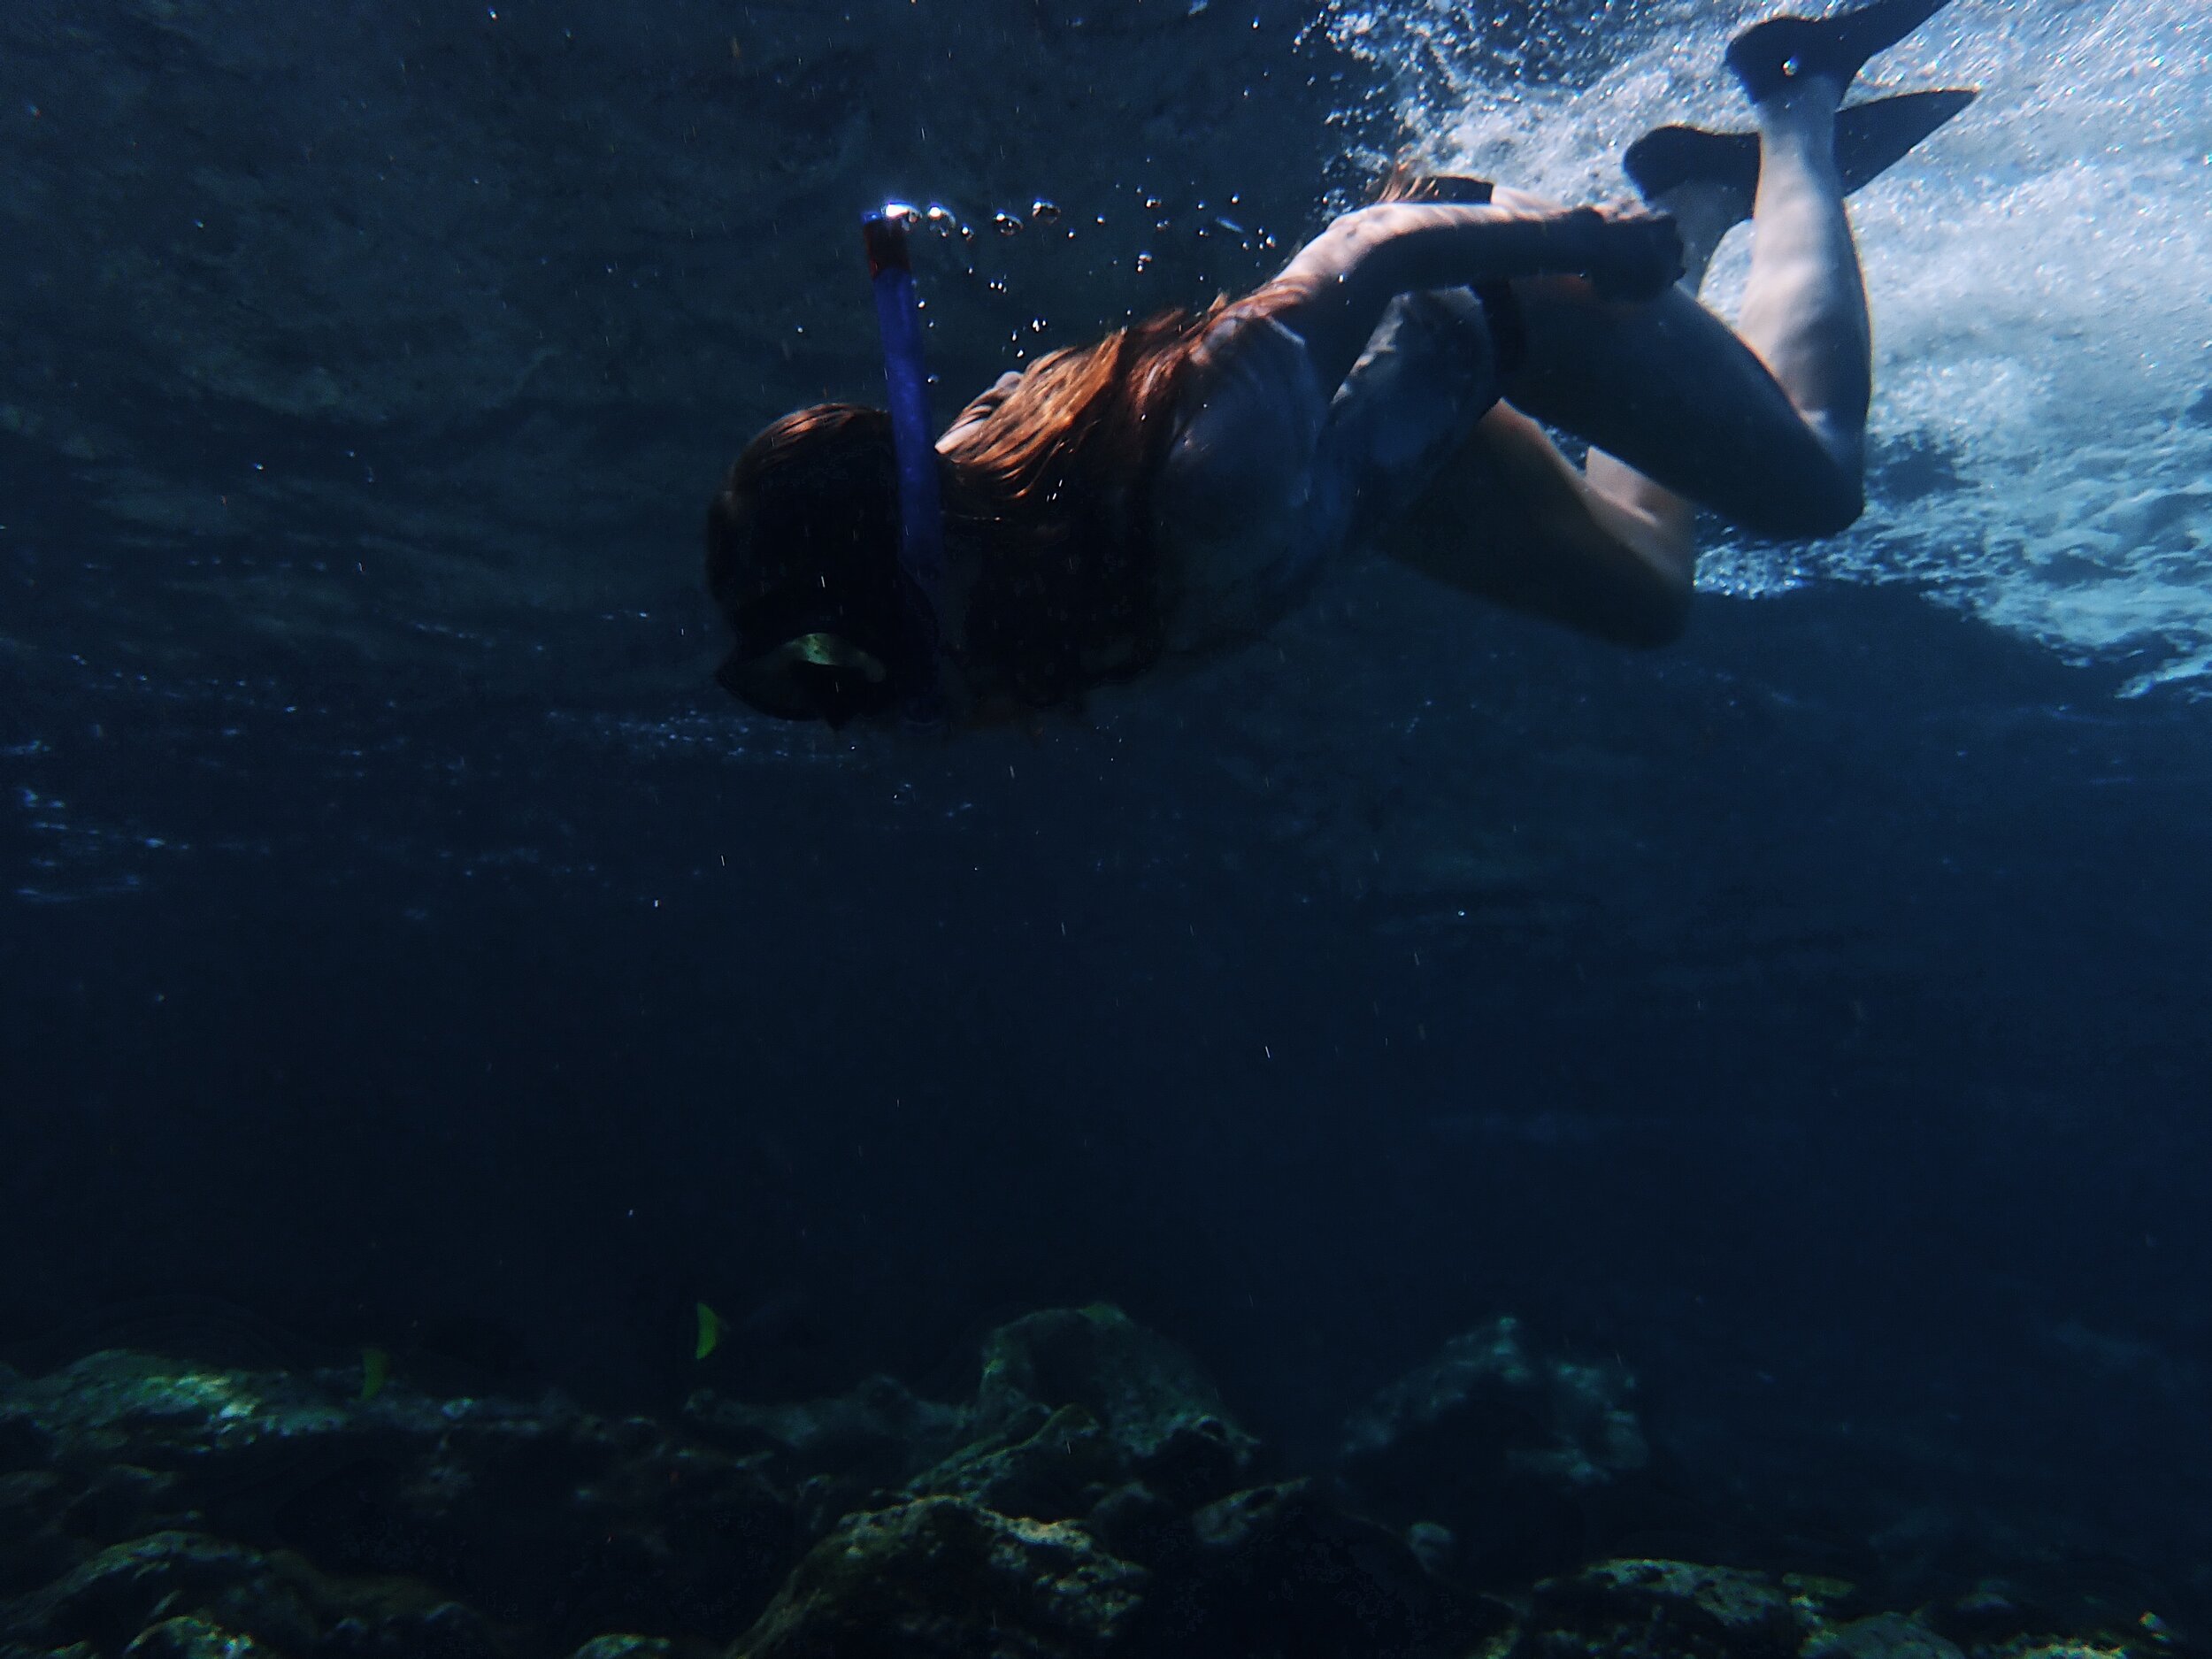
[4,0,2209,1648]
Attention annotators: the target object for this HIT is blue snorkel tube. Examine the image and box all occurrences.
[863,207,947,728]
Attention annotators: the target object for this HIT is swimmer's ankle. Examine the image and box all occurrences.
[1750,72,1847,127]
[1645,183,1741,292]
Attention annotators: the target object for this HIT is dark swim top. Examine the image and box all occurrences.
[1149,280,1516,657]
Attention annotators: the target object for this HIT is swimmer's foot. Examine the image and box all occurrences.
[1725,0,1955,104]
[1624,88,1978,204]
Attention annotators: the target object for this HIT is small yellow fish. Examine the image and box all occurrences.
[359,1345,391,1402]
[695,1302,726,1362]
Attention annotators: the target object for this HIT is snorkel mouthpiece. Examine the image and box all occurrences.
[864,205,947,727]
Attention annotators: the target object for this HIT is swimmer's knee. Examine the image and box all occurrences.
[1616,579,1692,649]
[1798,473,1864,539]
[1578,569,1690,649]
[1744,465,1862,541]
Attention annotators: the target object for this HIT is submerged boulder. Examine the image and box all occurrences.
[1133,1478,1509,1659]
[0,1531,319,1656]
[120,1615,285,1659]
[1807,1611,1969,1659]
[731,1495,1148,1659]
[964,1305,1257,1508]
[1338,1316,1655,1579]
[565,1640,676,1659]
[690,1304,1259,1540]
[0,1351,796,1655]
[908,1402,1131,1523]
[687,1371,971,1538]
[687,1371,969,1489]
[1515,1557,1861,1659]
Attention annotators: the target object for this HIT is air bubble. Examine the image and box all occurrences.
[1030,199,1061,225]
[1134,251,1154,273]
[1029,318,1048,333]
[993,211,1024,236]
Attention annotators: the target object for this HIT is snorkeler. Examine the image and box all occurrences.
[705,0,1975,728]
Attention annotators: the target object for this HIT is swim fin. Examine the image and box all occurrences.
[1624,88,1978,207]
[1726,0,1955,104]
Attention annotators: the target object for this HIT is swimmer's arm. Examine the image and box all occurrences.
[1263,202,1681,392]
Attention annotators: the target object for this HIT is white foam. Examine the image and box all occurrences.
[1321,0,2212,692]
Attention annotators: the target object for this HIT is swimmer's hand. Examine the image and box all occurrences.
[1571,204,1684,302]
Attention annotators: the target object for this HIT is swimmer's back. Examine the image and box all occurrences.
[1153,287,1509,657]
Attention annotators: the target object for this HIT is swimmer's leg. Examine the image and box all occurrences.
[1493,65,1871,545]
[1372,146,1836,642]
[1380,0,1970,639]
[1377,399,1698,647]
[1495,0,1969,546]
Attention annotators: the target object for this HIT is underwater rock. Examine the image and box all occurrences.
[966,1305,1257,1507]
[0,1471,73,1599]
[1515,1557,1859,1659]
[1337,1316,1655,1580]
[0,1351,795,1653]
[0,1402,51,1472]
[318,1600,505,1659]
[907,1402,1129,1522]
[730,1494,1148,1659]
[565,1639,676,1659]
[120,1615,282,1659]
[1806,1611,1968,1659]
[687,1304,1257,1540]
[687,1370,971,1529]
[0,1532,319,1656]
[0,1331,2180,1659]
[1126,1478,1507,1659]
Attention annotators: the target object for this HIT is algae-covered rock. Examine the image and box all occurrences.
[566,1639,676,1659]
[0,1402,52,1472]
[687,1373,969,1489]
[0,1532,319,1655]
[319,1600,503,1659]
[1808,1612,1968,1659]
[1140,1479,1507,1659]
[697,1305,1256,1540]
[1517,1558,1830,1659]
[907,1403,1130,1523]
[732,1495,1147,1659]
[687,1371,972,1537]
[965,1306,1256,1507]
[0,1470,72,1599]
[1338,1316,1655,1579]
[121,1616,283,1659]
[0,1351,796,1654]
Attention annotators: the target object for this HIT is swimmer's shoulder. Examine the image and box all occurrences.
[1156,304,1332,533]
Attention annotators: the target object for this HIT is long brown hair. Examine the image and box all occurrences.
[940,306,1217,707]
[706,304,1222,718]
